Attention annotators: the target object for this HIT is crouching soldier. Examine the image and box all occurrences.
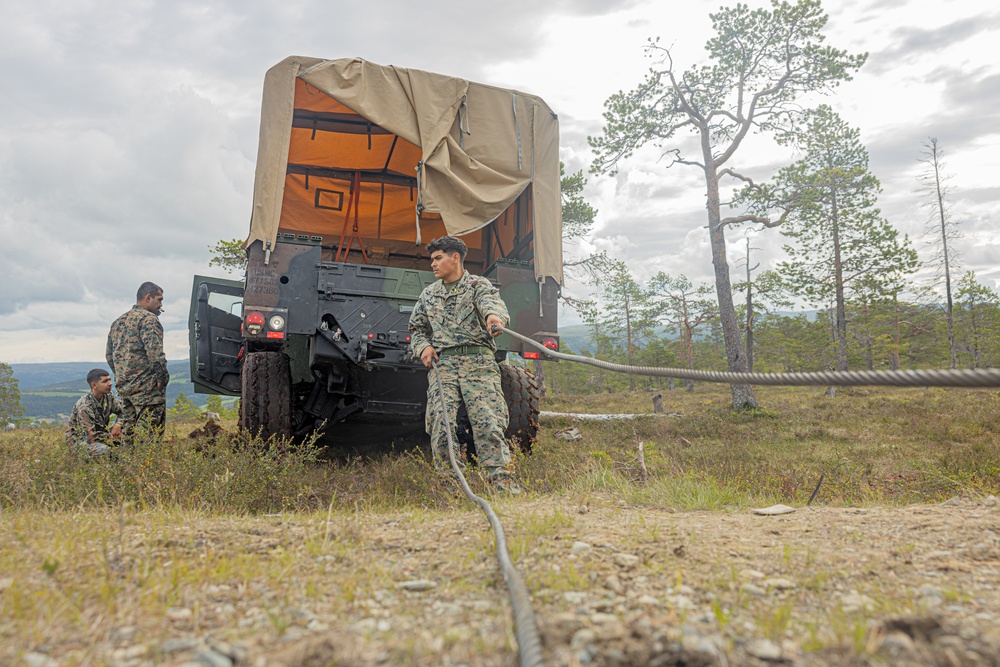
[66,368,123,457]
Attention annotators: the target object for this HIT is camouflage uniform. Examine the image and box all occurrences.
[409,270,513,483]
[66,391,123,457]
[106,305,169,437]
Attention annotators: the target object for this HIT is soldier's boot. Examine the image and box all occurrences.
[489,476,522,496]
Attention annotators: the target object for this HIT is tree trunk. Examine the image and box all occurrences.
[830,190,849,374]
[532,359,547,397]
[745,237,755,373]
[930,140,957,369]
[625,295,636,392]
[705,163,757,410]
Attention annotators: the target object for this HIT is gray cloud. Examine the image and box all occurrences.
[866,14,1000,75]
[2,0,999,361]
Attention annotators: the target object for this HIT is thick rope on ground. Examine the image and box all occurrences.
[500,327,1000,388]
[429,362,544,667]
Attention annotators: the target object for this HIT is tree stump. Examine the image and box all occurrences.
[652,394,665,413]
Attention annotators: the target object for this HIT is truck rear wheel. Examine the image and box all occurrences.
[454,363,541,457]
[501,364,540,453]
[240,351,292,440]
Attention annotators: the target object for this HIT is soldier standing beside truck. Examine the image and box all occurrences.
[409,236,521,495]
[107,282,169,441]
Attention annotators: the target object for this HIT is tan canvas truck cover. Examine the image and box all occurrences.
[247,56,563,284]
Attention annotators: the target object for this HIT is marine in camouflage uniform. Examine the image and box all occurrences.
[106,282,169,440]
[409,236,518,493]
[66,368,123,457]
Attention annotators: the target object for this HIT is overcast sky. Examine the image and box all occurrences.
[1,0,997,363]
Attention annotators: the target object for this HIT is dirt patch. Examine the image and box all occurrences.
[4,495,1000,666]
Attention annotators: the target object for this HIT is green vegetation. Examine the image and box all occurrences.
[1,384,997,665]
[3,384,997,513]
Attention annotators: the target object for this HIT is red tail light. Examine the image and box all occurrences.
[523,351,541,359]
[542,337,559,350]
[246,312,265,326]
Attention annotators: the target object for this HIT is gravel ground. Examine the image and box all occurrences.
[7,494,1000,666]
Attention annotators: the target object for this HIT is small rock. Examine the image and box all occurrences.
[764,578,797,590]
[667,595,694,609]
[604,575,623,594]
[840,591,874,612]
[166,607,193,622]
[746,638,783,661]
[435,603,462,616]
[111,645,148,661]
[0,577,13,592]
[377,620,391,632]
[563,591,588,604]
[307,619,329,632]
[23,653,58,667]
[396,579,437,591]
[917,584,943,598]
[578,505,589,514]
[612,553,640,569]
[590,612,618,624]
[879,631,916,654]
[941,496,962,506]
[636,595,660,606]
[352,618,378,633]
[682,634,719,657]
[547,613,585,642]
[985,495,997,507]
[196,648,232,667]
[739,569,765,580]
[555,427,583,441]
[752,504,796,516]
[109,626,137,642]
[571,541,592,554]
[570,628,597,650]
[207,640,246,662]
[741,583,766,597]
[161,638,200,654]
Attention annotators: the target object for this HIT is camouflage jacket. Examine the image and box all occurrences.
[106,305,169,404]
[409,270,509,355]
[66,392,123,444]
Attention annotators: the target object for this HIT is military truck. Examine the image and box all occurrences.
[189,56,562,446]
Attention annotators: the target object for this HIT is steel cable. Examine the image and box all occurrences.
[499,327,1000,388]
[429,361,544,667]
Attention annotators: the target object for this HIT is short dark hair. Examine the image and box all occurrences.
[87,368,110,386]
[136,282,162,301]
[426,236,467,261]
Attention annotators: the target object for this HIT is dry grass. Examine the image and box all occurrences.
[4,384,999,512]
[2,385,999,665]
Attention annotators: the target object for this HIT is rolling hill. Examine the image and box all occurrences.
[12,360,213,422]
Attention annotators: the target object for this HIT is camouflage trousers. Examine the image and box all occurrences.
[426,353,512,482]
[121,398,166,444]
[67,438,111,458]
